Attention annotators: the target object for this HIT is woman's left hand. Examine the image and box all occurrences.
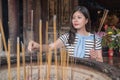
[90,49,98,60]
[90,49,103,62]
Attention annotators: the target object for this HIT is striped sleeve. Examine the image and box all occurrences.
[95,36,102,50]
[59,33,69,45]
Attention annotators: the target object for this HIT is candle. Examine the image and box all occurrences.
[22,42,26,80]
[7,39,11,80]
[17,37,20,80]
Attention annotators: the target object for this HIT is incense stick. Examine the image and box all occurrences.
[39,19,42,65]
[98,10,109,32]
[46,21,48,47]
[0,19,7,52]
[46,21,48,59]
[7,39,11,80]
[21,42,26,80]
[37,52,40,80]
[30,51,33,80]
[30,10,34,80]
[53,15,58,80]
[63,48,67,80]
[45,21,49,79]
[31,10,33,40]
[39,20,43,79]
[47,48,52,80]
[17,37,20,80]
[61,48,65,80]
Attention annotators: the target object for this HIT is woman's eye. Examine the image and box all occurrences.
[78,17,81,19]
[72,16,81,19]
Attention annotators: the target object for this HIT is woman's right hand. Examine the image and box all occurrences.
[28,40,40,52]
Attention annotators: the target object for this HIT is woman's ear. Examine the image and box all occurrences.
[85,19,88,24]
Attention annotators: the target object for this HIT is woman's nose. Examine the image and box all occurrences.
[74,19,78,22]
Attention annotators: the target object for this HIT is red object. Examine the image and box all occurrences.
[104,24,108,31]
[108,49,114,57]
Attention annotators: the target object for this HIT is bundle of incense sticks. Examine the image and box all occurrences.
[98,9,109,33]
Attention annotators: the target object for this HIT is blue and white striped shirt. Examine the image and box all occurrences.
[59,33,102,58]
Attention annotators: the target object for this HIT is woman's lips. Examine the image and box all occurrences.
[74,24,79,26]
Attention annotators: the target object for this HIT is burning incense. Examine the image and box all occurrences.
[7,39,11,80]
[98,9,109,32]
[17,37,20,80]
[22,42,26,80]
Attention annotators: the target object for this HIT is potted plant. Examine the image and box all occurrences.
[101,14,120,57]
[102,27,116,57]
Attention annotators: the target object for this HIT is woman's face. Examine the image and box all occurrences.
[72,11,88,30]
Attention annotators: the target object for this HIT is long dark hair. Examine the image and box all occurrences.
[68,6,91,44]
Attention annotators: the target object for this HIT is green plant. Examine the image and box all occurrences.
[101,27,118,49]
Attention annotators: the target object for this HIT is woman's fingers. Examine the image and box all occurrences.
[28,41,33,52]
[28,41,40,52]
[90,49,98,59]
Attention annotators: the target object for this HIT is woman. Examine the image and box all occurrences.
[28,6,103,62]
